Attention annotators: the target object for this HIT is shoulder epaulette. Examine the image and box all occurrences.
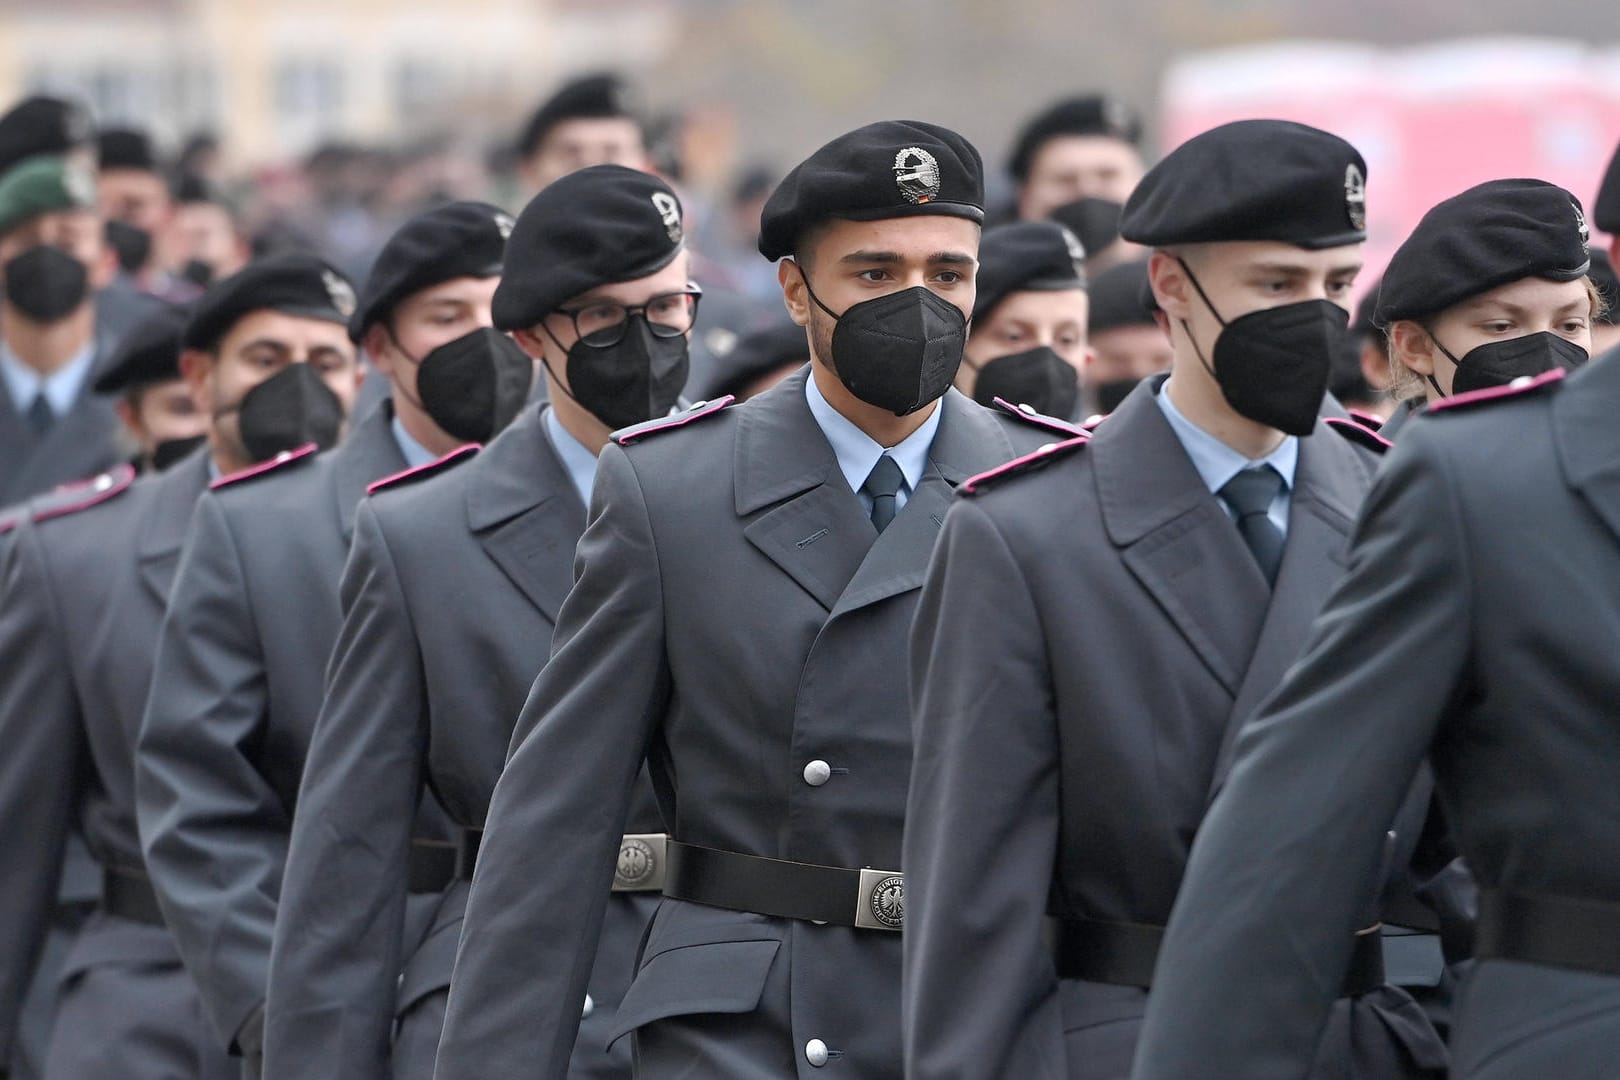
[961,435,1089,496]
[210,443,319,491]
[1324,416,1393,455]
[1347,408,1386,431]
[30,464,138,525]
[613,396,735,447]
[990,397,1084,440]
[1426,369,1566,415]
[368,443,480,496]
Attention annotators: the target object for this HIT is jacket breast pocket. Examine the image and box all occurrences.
[605,934,782,1048]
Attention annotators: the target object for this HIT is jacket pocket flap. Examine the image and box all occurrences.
[605,938,780,1047]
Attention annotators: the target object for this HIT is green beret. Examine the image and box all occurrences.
[0,154,97,237]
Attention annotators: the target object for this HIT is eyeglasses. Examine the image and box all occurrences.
[553,286,703,347]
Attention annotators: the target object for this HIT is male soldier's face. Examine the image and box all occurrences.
[959,287,1090,398]
[99,167,173,235]
[1018,136,1145,221]
[1394,276,1595,395]
[1086,323,1174,389]
[117,379,207,456]
[522,118,649,193]
[171,200,249,282]
[366,276,501,402]
[783,215,980,374]
[0,207,116,292]
[183,309,359,465]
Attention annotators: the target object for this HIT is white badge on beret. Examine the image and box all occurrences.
[494,211,515,241]
[1573,201,1590,245]
[322,270,357,318]
[1345,164,1367,231]
[895,147,942,205]
[1059,225,1087,270]
[64,162,96,207]
[650,192,682,243]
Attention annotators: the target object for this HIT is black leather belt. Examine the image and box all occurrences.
[454,829,671,893]
[1477,888,1620,977]
[407,838,460,893]
[102,865,165,926]
[1054,915,1386,996]
[663,842,904,931]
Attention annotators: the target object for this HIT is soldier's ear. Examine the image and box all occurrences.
[779,258,811,328]
[1389,320,1437,379]
[1147,250,1192,321]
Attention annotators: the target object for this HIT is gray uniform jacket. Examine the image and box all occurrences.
[136,404,445,1056]
[0,452,229,1078]
[433,371,1062,1080]
[264,406,658,1080]
[903,378,1447,1080]
[1129,358,1620,1080]
[0,338,121,506]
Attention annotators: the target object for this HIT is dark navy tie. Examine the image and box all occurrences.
[25,392,54,437]
[1219,465,1285,586]
[861,455,905,534]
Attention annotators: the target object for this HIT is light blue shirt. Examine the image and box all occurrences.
[805,372,941,517]
[1,340,95,420]
[544,408,599,508]
[1155,379,1297,537]
[391,415,440,471]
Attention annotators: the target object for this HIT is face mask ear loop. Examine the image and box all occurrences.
[1423,325,1464,399]
[1174,257,1228,383]
[535,317,586,411]
[793,260,843,322]
[382,325,430,413]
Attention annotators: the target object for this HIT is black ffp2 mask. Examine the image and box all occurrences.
[968,345,1079,419]
[1433,330,1588,396]
[549,314,689,433]
[4,245,90,323]
[806,281,968,417]
[1180,260,1344,437]
[223,363,345,463]
[401,327,534,445]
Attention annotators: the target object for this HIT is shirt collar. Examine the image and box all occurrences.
[0,338,96,417]
[1155,378,1298,495]
[804,369,941,498]
[543,407,599,508]
[390,414,441,471]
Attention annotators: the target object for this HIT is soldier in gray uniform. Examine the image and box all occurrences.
[1588,138,1619,365]
[136,204,519,1079]
[0,254,378,1080]
[1128,178,1614,1080]
[263,167,676,1080]
[903,120,1448,1080]
[433,121,1078,1079]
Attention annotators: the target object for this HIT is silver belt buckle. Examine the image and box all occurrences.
[854,867,905,931]
[614,833,669,892]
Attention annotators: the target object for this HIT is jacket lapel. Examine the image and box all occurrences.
[828,390,1017,620]
[1209,422,1367,788]
[1096,378,1271,697]
[738,371,875,612]
[330,402,407,543]
[467,408,586,624]
[136,449,214,604]
[1554,354,1620,549]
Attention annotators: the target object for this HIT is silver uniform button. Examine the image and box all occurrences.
[1018,402,1037,415]
[582,993,594,1018]
[805,1038,829,1067]
[93,473,114,492]
[803,760,832,787]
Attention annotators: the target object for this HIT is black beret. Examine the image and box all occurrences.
[1595,140,1620,234]
[1048,196,1122,261]
[1086,259,1156,333]
[517,73,639,159]
[493,164,684,331]
[184,253,357,352]
[972,221,1087,324]
[97,127,158,172]
[0,96,92,174]
[698,321,809,400]
[1376,179,1591,326]
[758,120,985,262]
[1008,95,1142,181]
[1121,119,1367,251]
[349,201,512,341]
[1587,247,1617,326]
[1351,278,1381,337]
[93,300,189,394]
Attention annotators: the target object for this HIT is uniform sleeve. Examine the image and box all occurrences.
[436,443,668,1080]
[0,522,85,1061]
[135,492,285,1053]
[264,499,428,1080]
[903,496,1069,1080]
[1130,423,1474,1080]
